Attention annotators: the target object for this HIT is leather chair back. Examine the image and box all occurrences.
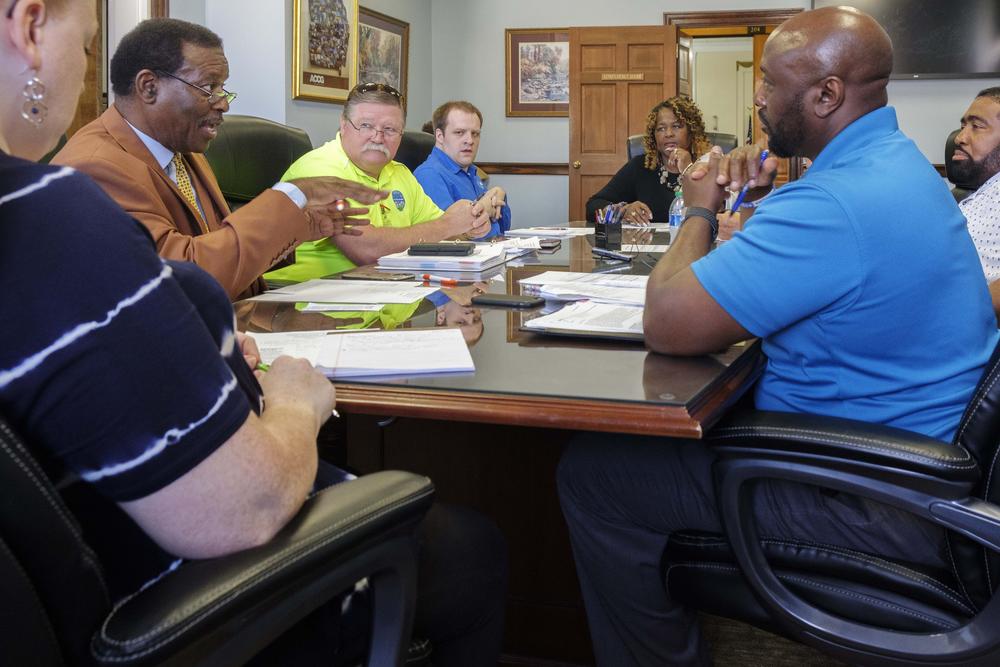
[945,128,977,203]
[627,132,739,161]
[395,130,435,172]
[706,131,739,154]
[0,417,109,665]
[948,340,1000,607]
[203,114,313,210]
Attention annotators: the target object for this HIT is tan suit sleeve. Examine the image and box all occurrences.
[61,152,311,300]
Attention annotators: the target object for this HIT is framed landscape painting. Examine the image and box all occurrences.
[506,28,569,117]
[358,6,409,109]
[292,0,358,103]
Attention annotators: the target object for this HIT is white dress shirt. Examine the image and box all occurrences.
[960,170,1000,282]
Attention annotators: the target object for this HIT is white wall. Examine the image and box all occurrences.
[169,0,205,25]
[205,1,286,122]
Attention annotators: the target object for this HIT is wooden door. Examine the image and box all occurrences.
[568,25,677,222]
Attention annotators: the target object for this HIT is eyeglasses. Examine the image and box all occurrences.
[344,116,402,140]
[155,70,237,105]
[353,82,404,103]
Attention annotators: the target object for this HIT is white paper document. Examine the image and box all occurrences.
[248,328,475,377]
[522,301,645,338]
[495,237,541,250]
[377,243,508,272]
[249,279,437,304]
[537,284,646,307]
[504,226,594,238]
[519,271,649,290]
[621,244,669,253]
[300,303,386,312]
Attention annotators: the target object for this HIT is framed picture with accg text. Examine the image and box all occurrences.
[292,0,358,103]
[505,28,569,117]
[358,6,409,110]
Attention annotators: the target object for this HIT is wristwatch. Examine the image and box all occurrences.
[683,206,719,242]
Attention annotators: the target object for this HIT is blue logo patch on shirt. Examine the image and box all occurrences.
[391,190,405,210]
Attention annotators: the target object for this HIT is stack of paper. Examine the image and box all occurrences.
[248,328,475,377]
[521,301,645,340]
[378,243,508,272]
[535,283,646,306]
[504,226,594,238]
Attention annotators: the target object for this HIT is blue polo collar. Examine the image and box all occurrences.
[809,106,899,174]
[428,145,473,176]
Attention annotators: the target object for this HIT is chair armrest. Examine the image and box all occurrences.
[707,410,979,495]
[92,470,434,666]
[707,410,1000,664]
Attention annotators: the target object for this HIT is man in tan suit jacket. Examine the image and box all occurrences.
[55,18,381,300]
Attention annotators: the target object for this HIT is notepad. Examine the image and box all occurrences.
[248,328,475,377]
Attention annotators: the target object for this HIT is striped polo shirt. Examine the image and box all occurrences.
[0,152,256,502]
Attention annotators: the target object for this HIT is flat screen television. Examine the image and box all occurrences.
[812,0,1000,79]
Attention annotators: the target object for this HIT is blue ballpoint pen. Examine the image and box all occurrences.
[729,149,770,214]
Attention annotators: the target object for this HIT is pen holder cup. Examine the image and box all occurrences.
[595,218,622,250]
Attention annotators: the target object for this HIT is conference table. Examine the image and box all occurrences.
[238,229,763,439]
[236,228,765,667]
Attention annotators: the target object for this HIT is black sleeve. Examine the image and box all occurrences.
[585,157,645,225]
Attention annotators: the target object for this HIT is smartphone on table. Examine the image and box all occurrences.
[408,242,476,256]
[471,293,545,309]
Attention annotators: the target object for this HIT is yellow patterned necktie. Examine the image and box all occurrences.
[171,153,208,234]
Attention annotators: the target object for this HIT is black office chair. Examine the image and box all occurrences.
[203,114,313,211]
[664,337,1000,665]
[706,131,739,154]
[0,414,434,666]
[395,130,435,172]
[626,132,739,161]
[945,128,978,203]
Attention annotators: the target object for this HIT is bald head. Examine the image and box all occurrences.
[770,6,892,104]
[756,6,893,158]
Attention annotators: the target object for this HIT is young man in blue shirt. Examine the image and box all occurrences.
[414,101,510,239]
[558,7,1000,666]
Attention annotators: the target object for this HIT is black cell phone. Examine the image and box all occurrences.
[407,242,476,256]
[471,293,545,308]
[539,238,561,249]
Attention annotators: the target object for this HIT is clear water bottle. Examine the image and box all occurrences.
[668,187,685,237]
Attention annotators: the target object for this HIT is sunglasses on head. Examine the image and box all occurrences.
[353,82,404,102]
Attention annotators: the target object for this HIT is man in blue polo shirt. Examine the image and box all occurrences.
[557,6,1000,666]
[414,101,510,239]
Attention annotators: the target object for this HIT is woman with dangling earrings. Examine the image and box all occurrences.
[586,96,712,226]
